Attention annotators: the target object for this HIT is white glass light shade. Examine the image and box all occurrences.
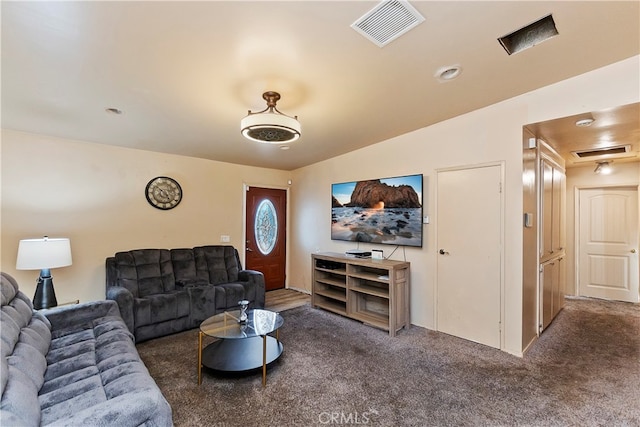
[16,237,72,270]
[240,112,301,144]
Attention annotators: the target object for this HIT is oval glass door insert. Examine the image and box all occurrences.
[255,199,277,255]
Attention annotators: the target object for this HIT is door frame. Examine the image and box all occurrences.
[574,183,640,298]
[434,161,506,349]
[242,183,291,288]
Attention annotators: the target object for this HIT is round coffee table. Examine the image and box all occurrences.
[198,309,284,387]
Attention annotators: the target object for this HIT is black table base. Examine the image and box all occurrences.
[201,336,283,373]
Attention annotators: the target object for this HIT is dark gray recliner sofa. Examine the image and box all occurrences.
[106,245,265,342]
[0,272,172,426]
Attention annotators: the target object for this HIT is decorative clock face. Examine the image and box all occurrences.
[145,176,182,210]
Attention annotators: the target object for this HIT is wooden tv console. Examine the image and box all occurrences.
[311,252,410,336]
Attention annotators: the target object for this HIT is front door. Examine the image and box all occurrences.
[436,164,503,349]
[578,187,639,303]
[245,186,287,291]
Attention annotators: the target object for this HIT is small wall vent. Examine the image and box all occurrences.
[498,14,558,55]
[351,0,425,48]
[571,145,631,159]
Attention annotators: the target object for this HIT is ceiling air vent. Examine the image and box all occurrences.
[498,14,558,55]
[351,0,425,47]
[572,145,631,159]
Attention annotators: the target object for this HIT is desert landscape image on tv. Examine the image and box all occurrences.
[331,174,423,247]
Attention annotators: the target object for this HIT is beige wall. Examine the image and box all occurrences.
[565,162,640,296]
[2,56,638,356]
[1,130,290,303]
[290,56,640,356]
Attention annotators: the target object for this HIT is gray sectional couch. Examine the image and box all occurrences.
[106,245,265,342]
[0,272,172,426]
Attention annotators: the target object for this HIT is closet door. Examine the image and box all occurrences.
[554,257,565,315]
[551,168,565,255]
[551,168,564,254]
[540,160,554,259]
[539,260,556,331]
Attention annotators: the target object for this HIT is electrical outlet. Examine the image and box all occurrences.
[220,235,230,243]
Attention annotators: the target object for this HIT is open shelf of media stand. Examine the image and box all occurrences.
[311,252,410,336]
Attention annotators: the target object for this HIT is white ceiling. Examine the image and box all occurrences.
[2,1,639,170]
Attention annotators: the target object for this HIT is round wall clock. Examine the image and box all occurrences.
[145,176,183,210]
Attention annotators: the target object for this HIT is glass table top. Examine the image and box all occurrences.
[200,309,283,339]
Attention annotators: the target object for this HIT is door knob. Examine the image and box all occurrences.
[632,249,637,254]
[439,249,449,255]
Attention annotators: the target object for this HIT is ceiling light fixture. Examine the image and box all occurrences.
[575,118,595,127]
[594,161,612,175]
[241,91,301,144]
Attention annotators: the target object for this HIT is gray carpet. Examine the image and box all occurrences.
[136,298,639,426]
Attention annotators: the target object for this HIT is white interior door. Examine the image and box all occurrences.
[436,164,503,349]
[578,187,639,303]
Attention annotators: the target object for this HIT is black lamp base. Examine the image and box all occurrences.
[33,270,58,310]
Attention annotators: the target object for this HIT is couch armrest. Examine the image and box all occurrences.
[238,269,265,308]
[43,300,121,332]
[106,286,135,334]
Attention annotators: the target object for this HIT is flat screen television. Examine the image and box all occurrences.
[331,174,423,247]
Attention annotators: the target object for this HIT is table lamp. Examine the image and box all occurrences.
[16,236,72,310]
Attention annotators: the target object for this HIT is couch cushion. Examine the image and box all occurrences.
[171,248,209,285]
[185,285,217,324]
[1,365,42,426]
[114,249,176,297]
[9,342,47,391]
[0,272,50,427]
[194,245,239,284]
[0,272,20,306]
[214,283,246,309]
[20,312,52,355]
[38,314,148,425]
[133,291,190,327]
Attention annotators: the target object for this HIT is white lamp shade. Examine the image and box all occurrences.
[16,237,72,270]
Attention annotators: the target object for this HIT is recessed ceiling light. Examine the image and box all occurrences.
[575,118,595,127]
[435,65,462,82]
[105,107,123,115]
[280,146,291,150]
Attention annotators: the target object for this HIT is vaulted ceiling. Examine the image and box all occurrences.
[2,1,639,170]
